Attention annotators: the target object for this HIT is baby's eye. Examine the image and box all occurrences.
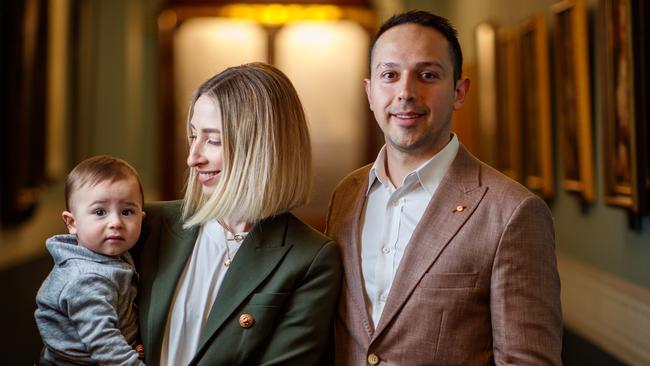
[122,208,136,216]
[93,209,106,216]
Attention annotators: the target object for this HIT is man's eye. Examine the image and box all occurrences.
[122,208,135,216]
[93,209,106,216]
[381,71,397,80]
[421,72,438,80]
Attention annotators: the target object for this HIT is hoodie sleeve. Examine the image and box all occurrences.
[60,273,145,366]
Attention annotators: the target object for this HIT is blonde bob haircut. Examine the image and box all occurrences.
[182,62,312,227]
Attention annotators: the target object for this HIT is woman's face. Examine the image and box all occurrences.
[187,94,224,197]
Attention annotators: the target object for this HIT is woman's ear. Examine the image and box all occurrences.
[62,211,77,234]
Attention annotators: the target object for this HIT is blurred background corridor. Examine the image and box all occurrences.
[1,0,649,364]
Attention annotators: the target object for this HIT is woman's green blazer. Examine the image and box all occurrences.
[132,201,342,366]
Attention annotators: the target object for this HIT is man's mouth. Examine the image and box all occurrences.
[391,111,426,124]
[395,113,420,118]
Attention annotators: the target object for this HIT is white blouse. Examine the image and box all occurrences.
[159,220,244,366]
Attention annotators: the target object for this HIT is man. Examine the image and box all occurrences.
[326,10,562,366]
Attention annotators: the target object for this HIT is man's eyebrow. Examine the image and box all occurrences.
[375,61,445,70]
[376,62,399,70]
[415,61,444,69]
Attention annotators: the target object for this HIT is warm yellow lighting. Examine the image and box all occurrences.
[219,4,344,26]
[261,4,289,25]
[158,9,178,31]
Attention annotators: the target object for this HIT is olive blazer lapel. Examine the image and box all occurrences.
[136,202,199,366]
[190,214,293,363]
[372,146,488,339]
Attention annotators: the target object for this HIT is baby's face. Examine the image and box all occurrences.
[63,177,145,257]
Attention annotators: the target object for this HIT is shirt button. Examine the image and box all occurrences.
[381,247,391,254]
[367,353,380,365]
[379,294,387,302]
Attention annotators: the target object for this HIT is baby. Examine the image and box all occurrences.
[35,155,146,365]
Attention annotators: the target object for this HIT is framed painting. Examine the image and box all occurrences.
[519,13,554,199]
[1,0,48,225]
[495,26,522,182]
[634,0,650,213]
[552,0,595,202]
[475,22,498,167]
[599,0,649,213]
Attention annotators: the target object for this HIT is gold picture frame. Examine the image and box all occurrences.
[552,0,595,202]
[519,13,554,199]
[599,0,644,212]
[495,26,522,182]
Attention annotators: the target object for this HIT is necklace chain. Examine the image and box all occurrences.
[218,220,247,267]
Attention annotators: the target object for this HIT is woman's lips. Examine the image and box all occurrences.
[198,171,220,184]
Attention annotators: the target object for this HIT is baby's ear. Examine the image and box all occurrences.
[61,211,77,234]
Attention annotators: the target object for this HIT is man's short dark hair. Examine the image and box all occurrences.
[369,10,463,82]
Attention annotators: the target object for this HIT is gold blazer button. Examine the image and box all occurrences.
[135,344,144,359]
[367,353,380,365]
[239,313,255,328]
[455,205,465,212]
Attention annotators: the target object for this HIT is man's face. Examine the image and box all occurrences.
[365,23,469,158]
[62,178,145,257]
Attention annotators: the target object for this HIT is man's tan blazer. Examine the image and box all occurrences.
[326,145,562,366]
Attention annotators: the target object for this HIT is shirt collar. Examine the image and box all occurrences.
[367,134,459,195]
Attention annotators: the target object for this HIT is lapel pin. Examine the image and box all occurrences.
[239,313,255,328]
[454,205,466,213]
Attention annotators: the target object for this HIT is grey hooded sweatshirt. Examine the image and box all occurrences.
[35,234,144,365]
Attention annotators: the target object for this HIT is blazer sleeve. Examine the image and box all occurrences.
[254,241,342,366]
[490,195,563,365]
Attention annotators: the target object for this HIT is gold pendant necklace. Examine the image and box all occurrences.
[218,220,247,267]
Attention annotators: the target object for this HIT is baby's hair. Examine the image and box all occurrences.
[65,155,144,210]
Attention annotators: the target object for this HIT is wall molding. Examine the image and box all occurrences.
[558,254,650,366]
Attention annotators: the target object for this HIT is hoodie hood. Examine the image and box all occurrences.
[45,234,134,267]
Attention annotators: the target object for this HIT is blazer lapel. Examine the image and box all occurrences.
[373,147,487,338]
[192,214,293,360]
[146,216,199,364]
[339,171,375,338]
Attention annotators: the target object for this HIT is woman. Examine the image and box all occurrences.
[133,63,342,365]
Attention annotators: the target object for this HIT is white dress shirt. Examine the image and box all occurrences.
[159,220,244,366]
[361,135,459,327]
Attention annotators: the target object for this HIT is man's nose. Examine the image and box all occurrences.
[398,80,416,102]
